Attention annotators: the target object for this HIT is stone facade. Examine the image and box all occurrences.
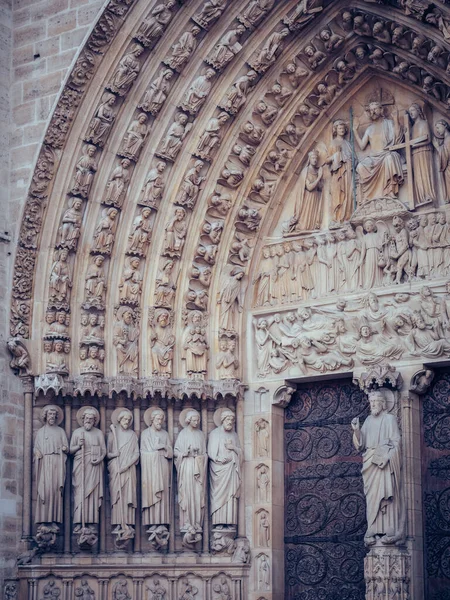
[3,0,450,598]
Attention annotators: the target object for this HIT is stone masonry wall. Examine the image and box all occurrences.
[0,0,104,584]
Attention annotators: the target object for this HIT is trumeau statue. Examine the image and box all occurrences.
[352,390,405,546]
[174,409,207,538]
[107,408,139,543]
[141,408,173,535]
[34,405,68,526]
[208,409,242,528]
[70,407,106,539]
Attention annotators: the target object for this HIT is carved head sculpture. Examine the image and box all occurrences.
[435,119,450,137]
[81,407,99,430]
[185,409,200,428]
[367,101,383,121]
[307,149,319,166]
[407,102,424,122]
[363,218,377,233]
[368,390,386,415]
[221,409,235,431]
[117,409,133,430]
[41,405,62,426]
[332,119,348,138]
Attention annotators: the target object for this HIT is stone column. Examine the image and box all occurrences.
[236,389,245,538]
[99,398,107,553]
[201,400,209,553]
[64,401,72,553]
[167,401,175,554]
[22,377,34,543]
[133,400,141,553]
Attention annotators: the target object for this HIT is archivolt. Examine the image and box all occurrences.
[10,0,450,383]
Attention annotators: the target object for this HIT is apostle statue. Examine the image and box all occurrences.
[141,408,173,546]
[208,409,242,528]
[351,390,405,546]
[107,408,139,543]
[353,100,404,203]
[34,405,68,528]
[174,409,207,538]
[70,407,106,545]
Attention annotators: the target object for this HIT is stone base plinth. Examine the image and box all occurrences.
[364,544,411,600]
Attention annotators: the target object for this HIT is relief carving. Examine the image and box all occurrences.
[119,257,143,306]
[256,464,270,503]
[80,313,105,346]
[138,68,174,115]
[193,0,228,29]
[70,145,97,198]
[216,335,239,379]
[112,580,131,600]
[113,307,139,375]
[155,260,177,308]
[119,113,148,160]
[163,208,187,258]
[39,582,62,600]
[57,198,83,251]
[49,249,72,308]
[283,0,323,32]
[249,28,290,73]
[141,161,167,208]
[219,70,258,115]
[93,208,119,254]
[207,25,246,71]
[239,0,275,28]
[135,0,176,47]
[80,345,104,376]
[180,69,215,115]
[255,418,269,457]
[195,112,230,160]
[127,207,153,256]
[182,310,209,378]
[149,308,175,376]
[164,26,201,72]
[84,92,117,147]
[74,580,95,599]
[218,267,244,333]
[176,161,205,208]
[157,113,192,161]
[104,158,131,208]
[257,553,270,590]
[107,43,144,96]
[84,255,107,309]
[257,509,270,547]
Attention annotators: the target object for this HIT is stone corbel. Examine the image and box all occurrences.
[272,383,296,408]
[354,364,403,393]
[409,368,435,395]
[34,373,68,396]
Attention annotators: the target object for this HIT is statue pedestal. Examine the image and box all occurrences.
[364,543,410,600]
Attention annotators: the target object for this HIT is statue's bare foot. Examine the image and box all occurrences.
[364,536,376,546]
[381,535,396,545]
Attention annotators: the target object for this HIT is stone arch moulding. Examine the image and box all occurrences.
[7,1,450,598]
[9,0,450,386]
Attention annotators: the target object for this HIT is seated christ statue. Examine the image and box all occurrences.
[354,101,404,202]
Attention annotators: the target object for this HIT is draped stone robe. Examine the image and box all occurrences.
[353,412,404,541]
[141,427,173,526]
[174,427,207,532]
[34,424,68,524]
[208,425,242,526]
[107,426,139,526]
[71,427,106,525]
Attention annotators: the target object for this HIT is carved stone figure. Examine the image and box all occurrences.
[112,580,131,600]
[127,207,152,255]
[258,510,270,546]
[141,408,173,531]
[107,409,139,542]
[113,307,139,375]
[80,345,104,376]
[219,165,244,188]
[136,0,176,47]
[164,26,201,71]
[216,337,239,379]
[149,308,175,375]
[39,581,62,600]
[104,159,131,208]
[359,219,384,289]
[158,113,192,160]
[208,409,242,527]
[182,311,209,377]
[284,0,323,31]
[177,161,205,208]
[4,582,17,600]
[194,0,228,28]
[221,70,258,115]
[7,338,31,375]
[70,407,106,532]
[407,103,435,206]
[174,409,207,535]
[34,405,68,526]
[239,0,275,27]
[352,390,405,545]
[75,580,95,600]
[179,581,199,600]
[251,28,289,72]
[212,578,231,600]
[142,161,166,208]
[163,208,187,258]
[255,418,269,457]
[325,119,353,224]
[147,578,167,600]
[155,260,177,308]
[49,249,72,305]
[107,43,143,96]
[84,255,106,308]
[180,69,215,115]
[85,92,116,146]
[256,464,270,502]
[207,25,245,71]
[407,312,450,357]
[119,113,148,160]
[45,340,69,375]
[218,267,244,332]
[119,257,142,305]
[196,112,230,159]
[139,68,174,115]
[258,554,270,590]
[354,101,404,202]
[57,198,83,250]
[71,145,97,197]
[433,119,450,203]
[93,208,119,254]
[290,149,323,232]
